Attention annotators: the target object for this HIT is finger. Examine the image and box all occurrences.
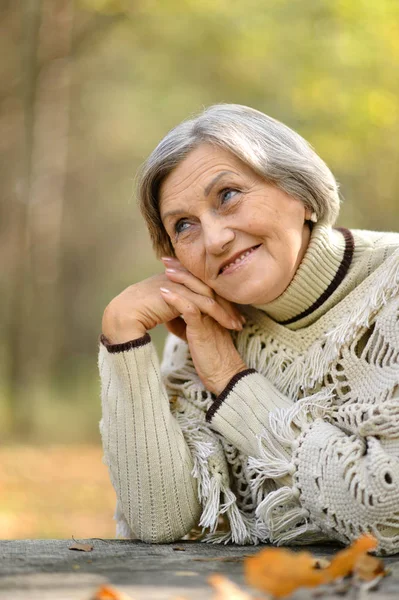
[164,268,245,324]
[160,286,242,331]
[161,256,189,268]
[215,294,246,324]
[160,288,204,329]
[165,267,214,297]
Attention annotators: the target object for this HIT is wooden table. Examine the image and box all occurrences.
[1,539,399,599]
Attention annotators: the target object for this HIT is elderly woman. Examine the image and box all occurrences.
[99,104,399,554]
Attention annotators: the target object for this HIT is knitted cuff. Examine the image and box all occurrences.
[205,368,257,423]
[100,332,151,354]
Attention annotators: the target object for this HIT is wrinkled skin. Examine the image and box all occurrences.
[102,143,312,394]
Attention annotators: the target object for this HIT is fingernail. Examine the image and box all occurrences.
[160,287,171,293]
[232,320,242,330]
[165,268,177,274]
[161,256,175,263]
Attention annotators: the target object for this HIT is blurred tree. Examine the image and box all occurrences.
[5,0,73,435]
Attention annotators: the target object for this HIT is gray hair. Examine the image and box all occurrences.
[138,104,341,257]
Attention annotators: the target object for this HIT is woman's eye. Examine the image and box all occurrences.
[174,219,190,235]
[220,188,239,203]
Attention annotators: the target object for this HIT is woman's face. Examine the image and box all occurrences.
[159,143,312,305]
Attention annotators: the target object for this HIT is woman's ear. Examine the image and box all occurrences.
[305,207,318,223]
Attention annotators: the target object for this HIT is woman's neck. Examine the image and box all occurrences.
[253,223,356,329]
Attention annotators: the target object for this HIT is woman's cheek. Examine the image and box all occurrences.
[176,250,201,279]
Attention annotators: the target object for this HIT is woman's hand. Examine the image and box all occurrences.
[161,257,247,395]
[102,273,180,343]
[102,257,247,394]
[102,259,244,345]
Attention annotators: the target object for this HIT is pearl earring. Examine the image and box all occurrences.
[309,211,318,223]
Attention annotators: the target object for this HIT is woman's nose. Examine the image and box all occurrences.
[202,216,235,254]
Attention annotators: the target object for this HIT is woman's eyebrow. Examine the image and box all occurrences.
[161,170,240,222]
[204,170,239,196]
[161,208,185,222]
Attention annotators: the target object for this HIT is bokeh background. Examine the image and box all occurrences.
[1,0,399,538]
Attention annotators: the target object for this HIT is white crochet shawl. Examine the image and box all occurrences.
[157,246,399,548]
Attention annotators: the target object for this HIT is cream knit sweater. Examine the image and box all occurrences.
[99,224,399,554]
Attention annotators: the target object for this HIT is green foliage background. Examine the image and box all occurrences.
[1,0,399,442]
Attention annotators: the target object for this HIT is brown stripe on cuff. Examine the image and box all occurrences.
[100,332,151,353]
[206,368,257,423]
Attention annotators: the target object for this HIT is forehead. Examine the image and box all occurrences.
[159,143,253,213]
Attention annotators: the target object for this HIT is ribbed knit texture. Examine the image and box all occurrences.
[99,339,201,542]
[257,225,398,329]
[99,224,399,553]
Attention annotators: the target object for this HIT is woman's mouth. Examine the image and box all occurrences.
[219,245,261,275]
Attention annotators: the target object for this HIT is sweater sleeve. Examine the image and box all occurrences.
[205,370,295,458]
[98,334,202,543]
[206,371,399,554]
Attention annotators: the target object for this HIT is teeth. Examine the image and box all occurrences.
[221,248,255,272]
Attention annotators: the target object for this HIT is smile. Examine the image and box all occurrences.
[219,245,261,275]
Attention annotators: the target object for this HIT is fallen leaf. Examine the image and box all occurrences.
[69,542,93,552]
[91,585,135,600]
[244,534,381,598]
[324,534,378,579]
[172,546,186,551]
[353,553,387,582]
[311,557,330,570]
[245,548,327,598]
[208,574,256,600]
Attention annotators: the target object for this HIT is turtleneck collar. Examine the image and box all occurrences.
[253,223,355,328]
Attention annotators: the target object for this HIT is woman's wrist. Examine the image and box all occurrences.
[102,328,147,345]
[102,312,147,345]
[209,361,248,396]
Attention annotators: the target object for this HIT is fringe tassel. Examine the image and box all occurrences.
[176,411,216,502]
[199,478,256,543]
[275,522,325,545]
[177,409,257,542]
[246,389,337,546]
[328,252,399,350]
[204,511,264,545]
[222,488,252,543]
[199,476,222,532]
[255,486,307,543]
[249,388,334,497]
[241,249,399,398]
[248,437,293,482]
[204,530,233,544]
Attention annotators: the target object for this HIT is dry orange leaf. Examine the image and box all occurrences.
[311,557,330,570]
[91,585,135,600]
[244,534,379,598]
[208,574,256,600]
[353,553,387,582]
[245,547,326,598]
[324,534,377,579]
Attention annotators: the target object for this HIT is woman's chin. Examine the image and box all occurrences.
[218,288,273,306]
[216,265,282,306]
